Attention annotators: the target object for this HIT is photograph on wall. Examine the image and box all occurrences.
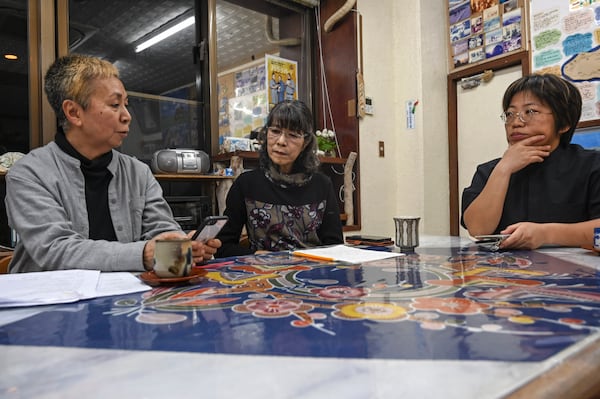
[234,65,265,97]
[453,38,469,55]
[450,0,471,24]
[469,47,486,62]
[503,23,522,52]
[266,54,298,108]
[502,7,522,25]
[450,18,472,43]
[448,0,524,70]
[485,28,503,46]
[485,42,504,58]
[503,0,518,13]
[469,34,484,49]
[530,0,600,122]
[471,0,499,13]
[453,51,469,68]
[483,6,501,31]
[471,15,483,33]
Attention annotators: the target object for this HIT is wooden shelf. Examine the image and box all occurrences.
[212,151,347,165]
[212,151,258,162]
[154,173,234,180]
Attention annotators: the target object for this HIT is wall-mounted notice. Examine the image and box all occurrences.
[448,0,524,71]
[266,54,298,110]
[530,0,600,123]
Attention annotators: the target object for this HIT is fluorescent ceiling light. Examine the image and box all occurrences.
[135,16,195,53]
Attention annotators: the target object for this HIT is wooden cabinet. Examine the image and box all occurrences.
[153,173,234,220]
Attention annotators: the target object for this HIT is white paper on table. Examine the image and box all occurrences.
[0,269,151,308]
[0,269,99,307]
[292,244,405,263]
[95,272,151,298]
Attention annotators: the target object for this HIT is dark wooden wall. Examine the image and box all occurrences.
[314,0,360,159]
[314,0,361,229]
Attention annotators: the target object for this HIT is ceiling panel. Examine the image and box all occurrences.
[0,0,282,96]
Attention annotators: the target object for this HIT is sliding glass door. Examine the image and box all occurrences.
[68,0,205,165]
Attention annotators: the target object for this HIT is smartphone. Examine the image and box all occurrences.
[191,216,229,242]
[346,235,392,242]
[474,234,510,251]
[474,234,510,243]
[345,235,394,247]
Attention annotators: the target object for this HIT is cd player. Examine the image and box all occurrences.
[151,149,210,174]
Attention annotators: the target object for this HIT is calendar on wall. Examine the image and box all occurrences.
[447,0,526,71]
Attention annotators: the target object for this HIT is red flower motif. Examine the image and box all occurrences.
[232,298,313,318]
[310,285,369,299]
[411,297,491,315]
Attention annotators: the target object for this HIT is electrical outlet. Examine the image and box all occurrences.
[378,141,384,157]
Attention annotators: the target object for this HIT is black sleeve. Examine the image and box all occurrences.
[460,161,496,229]
[317,175,344,245]
[215,179,254,258]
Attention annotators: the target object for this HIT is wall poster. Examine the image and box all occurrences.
[448,0,525,70]
[265,54,298,109]
[530,0,600,123]
[217,60,268,140]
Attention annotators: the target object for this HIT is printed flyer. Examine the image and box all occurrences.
[266,54,298,108]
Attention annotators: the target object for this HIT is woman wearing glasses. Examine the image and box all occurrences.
[461,74,600,249]
[215,100,343,257]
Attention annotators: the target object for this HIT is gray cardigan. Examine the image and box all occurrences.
[5,142,181,273]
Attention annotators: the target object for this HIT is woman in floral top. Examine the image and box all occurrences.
[215,100,343,257]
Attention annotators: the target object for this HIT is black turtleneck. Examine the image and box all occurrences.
[55,130,117,241]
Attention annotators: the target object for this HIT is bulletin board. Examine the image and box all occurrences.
[217,60,268,139]
[529,0,600,124]
[448,0,526,70]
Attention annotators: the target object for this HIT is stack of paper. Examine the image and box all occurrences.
[292,244,405,263]
[0,270,151,308]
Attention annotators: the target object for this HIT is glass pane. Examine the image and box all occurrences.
[68,0,201,164]
[0,0,29,154]
[216,0,306,149]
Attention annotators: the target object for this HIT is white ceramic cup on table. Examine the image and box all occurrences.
[153,238,193,278]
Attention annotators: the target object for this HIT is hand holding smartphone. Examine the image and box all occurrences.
[473,234,510,251]
[191,216,228,242]
[474,234,510,243]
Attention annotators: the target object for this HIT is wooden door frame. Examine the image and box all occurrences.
[447,51,530,236]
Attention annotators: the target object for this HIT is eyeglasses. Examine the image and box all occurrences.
[267,127,306,141]
[500,109,553,124]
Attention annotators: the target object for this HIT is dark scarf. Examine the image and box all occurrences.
[264,163,313,188]
[55,130,117,241]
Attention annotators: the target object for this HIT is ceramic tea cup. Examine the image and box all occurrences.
[153,238,193,278]
[393,216,420,253]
